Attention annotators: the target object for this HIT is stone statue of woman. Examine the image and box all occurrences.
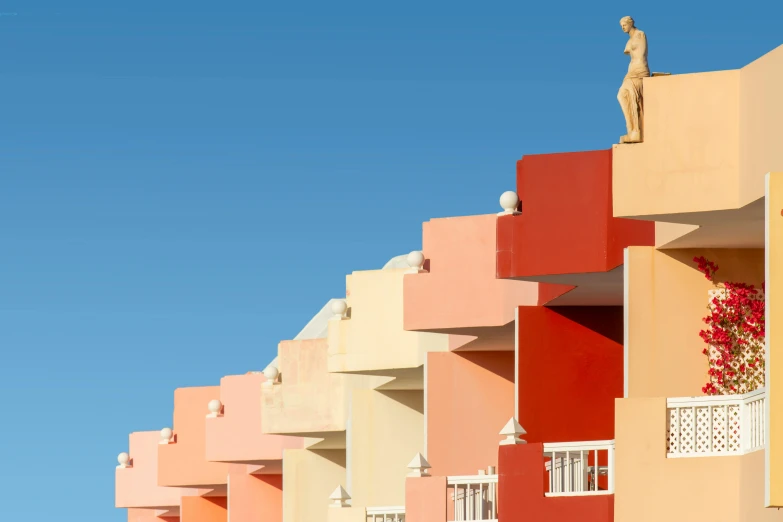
[617,16,649,144]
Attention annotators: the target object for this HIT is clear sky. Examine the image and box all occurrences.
[0,1,780,520]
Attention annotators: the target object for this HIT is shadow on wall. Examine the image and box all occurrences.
[378,390,425,415]
[547,307,624,345]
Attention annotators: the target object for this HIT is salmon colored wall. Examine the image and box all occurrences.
[498,443,613,522]
[614,397,783,522]
[497,149,654,279]
[426,351,514,476]
[228,464,282,522]
[517,306,623,442]
[405,477,447,522]
[329,269,449,374]
[180,497,227,522]
[403,214,539,331]
[626,247,764,399]
[206,373,302,463]
[282,448,346,522]
[117,431,198,508]
[158,387,230,488]
[767,172,783,507]
[127,508,179,522]
[349,389,424,507]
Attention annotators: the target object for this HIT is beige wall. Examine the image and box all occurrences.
[283,448,346,522]
[615,397,783,522]
[614,44,783,220]
[740,47,783,205]
[767,172,783,506]
[626,247,764,398]
[613,70,741,218]
[329,268,448,374]
[349,389,424,508]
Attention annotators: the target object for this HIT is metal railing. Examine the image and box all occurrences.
[542,440,615,496]
[447,471,498,521]
[366,506,405,522]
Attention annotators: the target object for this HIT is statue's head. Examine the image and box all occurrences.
[620,16,635,33]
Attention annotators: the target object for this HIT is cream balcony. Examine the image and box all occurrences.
[328,264,449,387]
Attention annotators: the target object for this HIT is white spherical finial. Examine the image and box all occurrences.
[208,399,222,415]
[331,299,348,318]
[407,251,425,270]
[117,452,130,467]
[499,191,520,214]
[160,427,173,443]
[263,365,280,382]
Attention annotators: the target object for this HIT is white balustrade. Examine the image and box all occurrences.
[447,472,498,522]
[366,506,405,522]
[542,440,615,497]
[666,388,766,457]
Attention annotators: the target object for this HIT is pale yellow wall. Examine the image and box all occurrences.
[626,246,764,398]
[328,269,449,374]
[615,398,783,522]
[613,70,741,218]
[349,389,424,508]
[767,172,783,506]
[283,448,346,522]
[327,508,366,522]
[740,47,783,205]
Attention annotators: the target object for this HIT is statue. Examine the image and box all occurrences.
[617,16,649,144]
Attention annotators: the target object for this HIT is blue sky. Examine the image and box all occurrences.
[0,1,779,520]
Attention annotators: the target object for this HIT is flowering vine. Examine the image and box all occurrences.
[694,256,765,395]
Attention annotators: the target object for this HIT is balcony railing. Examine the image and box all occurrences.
[366,506,405,522]
[543,440,615,497]
[447,472,498,522]
[666,388,766,458]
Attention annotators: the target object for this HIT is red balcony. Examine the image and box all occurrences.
[497,149,654,305]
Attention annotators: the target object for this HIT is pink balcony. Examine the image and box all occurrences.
[116,431,201,516]
[403,214,542,334]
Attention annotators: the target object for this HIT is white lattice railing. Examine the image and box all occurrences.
[543,440,615,497]
[366,506,405,522]
[447,473,498,522]
[666,388,766,458]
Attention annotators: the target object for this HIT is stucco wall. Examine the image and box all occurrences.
[426,351,514,476]
[517,306,623,443]
[626,247,764,399]
[349,389,424,508]
[181,497,227,522]
[615,397,783,522]
[766,172,783,506]
[158,387,230,488]
[227,465,282,522]
[283,448,346,522]
[329,269,448,374]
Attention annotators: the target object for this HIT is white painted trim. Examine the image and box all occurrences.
[514,306,519,421]
[623,248,630,399]
[765,172,772,507]
[423,358,428,459]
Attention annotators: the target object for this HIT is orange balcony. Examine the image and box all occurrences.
[205,372,303,465]
[158,387,230,490]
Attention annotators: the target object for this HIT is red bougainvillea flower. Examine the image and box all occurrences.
[694,257,765,396]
